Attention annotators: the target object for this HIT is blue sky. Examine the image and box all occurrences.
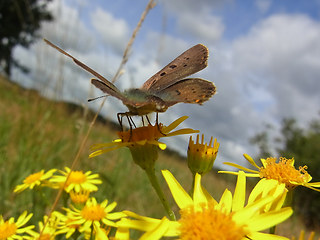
[12,0,320,168]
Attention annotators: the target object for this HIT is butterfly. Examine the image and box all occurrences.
[44,39,216,117]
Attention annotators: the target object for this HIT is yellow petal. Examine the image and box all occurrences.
[221,163,259,173]
[232,171,246,211]
[246,207,293,231]
[193,173,208,208]
[243,153,261,169]
[140,217,170,240]
[218,189,232,213]
[162,170,193,209]
[163,116,189,133]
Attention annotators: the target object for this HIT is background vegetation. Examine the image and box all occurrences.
[0,74,319,238]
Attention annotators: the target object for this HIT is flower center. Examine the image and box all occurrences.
[117,124,163,143]
[81,204,106,221]
[24,171,43,184]
[259,157,310,188]
[66,171,87,185]
[0,221,17,239]
[178,204,248,240]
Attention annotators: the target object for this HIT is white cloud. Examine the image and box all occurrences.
[42,0,95,52]
[90,7,130,54]
[161,0,225,44]
[177,14,225,43]
[232,14,320,123]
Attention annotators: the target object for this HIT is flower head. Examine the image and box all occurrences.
[187,134,219,175]
[0,211,36,240]
[220,154,320,192]
[50,167,102,193]
[33,214,61,240]
[89,116,198,158]
[118,170,292,239]
[14,169,56,193]
[62,197,126,234]
[69,189,90,204]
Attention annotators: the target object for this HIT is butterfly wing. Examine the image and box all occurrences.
[91,79,126,100]
[154,78,216,107]
[44,39,120,94]
[141,44,208,93]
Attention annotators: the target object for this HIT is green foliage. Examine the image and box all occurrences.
[0,0,53,76]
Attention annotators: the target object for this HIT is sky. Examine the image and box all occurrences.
[11,0,320,169]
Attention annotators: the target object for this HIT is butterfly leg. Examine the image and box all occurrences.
[141,116,146,126]
[117,112,124,130]
[156,113,166,136]
[145,115,152,125]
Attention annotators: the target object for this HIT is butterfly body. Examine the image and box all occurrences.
[44,39,216,116]
[122,88,168,115]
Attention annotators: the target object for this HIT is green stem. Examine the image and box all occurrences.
[145,167,176,221]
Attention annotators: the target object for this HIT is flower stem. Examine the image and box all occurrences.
[145,167,176,221]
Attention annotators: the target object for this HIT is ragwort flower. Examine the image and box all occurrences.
[33,214,61,240]
[118,170,293,240]
[89,116,198,159]
[14,169,56,193]
[220,154,320,191]
[62,197,126,234]
[49,167,102,193]
[187,134,219,175]
[0,211,35,240]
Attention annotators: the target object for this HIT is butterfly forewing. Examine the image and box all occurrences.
[44,39,121,94]
[91,79,127,100]
[141,44,209,93]
[155,78,216,107]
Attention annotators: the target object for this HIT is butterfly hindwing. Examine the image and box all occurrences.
[141,44,208,93]
[155,78,216,107]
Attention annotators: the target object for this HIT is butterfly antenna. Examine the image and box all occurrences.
[88,95,108,102]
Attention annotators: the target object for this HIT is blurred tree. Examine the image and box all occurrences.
[251,116,320,229]
[0,0,53,77]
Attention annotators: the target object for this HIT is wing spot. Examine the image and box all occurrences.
[183,64,188,67]
[175,90,181,95]
[160,72,166,76]
[169,64,177,69]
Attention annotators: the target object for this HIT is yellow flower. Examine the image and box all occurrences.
[54,211,81,239]
[118,170,293,240]
[0,211,36,240]
[33,214,61,240]
[89,116,199,158]
[50,167,102,193]
[220,154,320,191]
[69,189,90,204]
[187,134,219,175]
[14,169,56,193]
[62,197,126,234]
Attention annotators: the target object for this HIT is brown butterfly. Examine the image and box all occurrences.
[44,39,216,116]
